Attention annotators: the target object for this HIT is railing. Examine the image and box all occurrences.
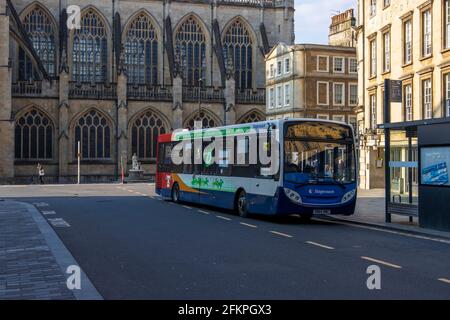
[183,86,225,103]
[236,88,266,104]
[69,82,117,100]
[127,84,173,101]
[12,81,43,97]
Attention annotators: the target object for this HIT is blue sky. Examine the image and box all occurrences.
[294,0,357,44]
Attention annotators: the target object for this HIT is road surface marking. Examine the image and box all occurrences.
[240,222,257,228]
[198,210,211,215]
[41,210,56,215]
[33,202,49,207]
[306,241,335,250]
[182,205,193,210]
[47,218,71,228]
[438,278,450,284]
[313,218,450,244]
[361,256,402,269]
[270,231,293,238]
[216,215,232,221]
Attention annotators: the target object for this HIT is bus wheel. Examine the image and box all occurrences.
[171,183,180,203]
[236,190,249,218]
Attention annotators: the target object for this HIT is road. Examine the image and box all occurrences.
[1,183,449,299]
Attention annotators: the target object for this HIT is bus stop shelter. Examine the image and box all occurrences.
[380,118,450,232]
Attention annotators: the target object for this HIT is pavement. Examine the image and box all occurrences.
[0,183,449,299]
[0,199,101,300]
[321,188,450,240]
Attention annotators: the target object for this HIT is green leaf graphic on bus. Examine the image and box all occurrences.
[191,177,209,188]
[212,179,224,189]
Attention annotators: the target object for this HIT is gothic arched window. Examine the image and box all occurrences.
[15,109,54,159]
[125,13,158,85]
[185,111,218,130]
[74,110,111,159]
[19,6,56,79]
[223,19,253,89]
[72,9,108,83]
[131,110,167,159]
[239,111,264,124]
[175,16,206,86]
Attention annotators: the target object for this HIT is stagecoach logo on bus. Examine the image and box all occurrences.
[170,121,280,174]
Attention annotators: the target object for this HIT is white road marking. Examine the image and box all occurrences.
[183,205,193,210]
[41,210,56,215]
[438,278,450,284]
[216,215,232,221]
[198,210,211,215]
[33,202,49,207]
[306,241,335,250]
[270,231,293,238]
[47,218,70,228]
[240,222,258,228]
[314,218,450,244]
[361,256,402,269]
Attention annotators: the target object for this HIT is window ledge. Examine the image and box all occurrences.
[14,160,57,165]
[441,48,450,55]
[69,160,115,165]
[402,62,413,68]
[419,55,433,62]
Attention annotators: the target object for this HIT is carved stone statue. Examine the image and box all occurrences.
[226,51,235,80]
[173,49,182,79]
[132,153,140,171]
[59,47,69,74]
[127,153,146,182]
[118,45,126,75]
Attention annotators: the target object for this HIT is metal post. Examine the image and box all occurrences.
[77,141,81,184]
[120,154,124,184]
[408,134,413,206]
[384,79,391,223]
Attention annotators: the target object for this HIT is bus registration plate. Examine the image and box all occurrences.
[313,209,331,215]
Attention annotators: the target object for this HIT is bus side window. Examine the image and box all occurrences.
[181,140,193,175]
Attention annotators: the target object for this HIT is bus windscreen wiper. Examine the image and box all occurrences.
[314,176,346,189]
[285,180,318,189]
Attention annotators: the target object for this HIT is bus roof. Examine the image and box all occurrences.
[157,118,354,142]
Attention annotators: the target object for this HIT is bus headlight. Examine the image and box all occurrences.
[284,188,302,204]
[341,190,356,204]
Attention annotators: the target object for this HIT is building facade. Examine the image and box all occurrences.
[357,0,450,189]
[265,43,358,130]
[329,9,357,48]
[0,0,295,183]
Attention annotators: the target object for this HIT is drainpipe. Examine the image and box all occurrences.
[113,0,118,181]
[303,45,307,118]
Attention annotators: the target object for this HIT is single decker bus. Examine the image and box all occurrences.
[156,119,357,220]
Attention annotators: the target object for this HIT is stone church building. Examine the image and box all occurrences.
[0,0,294,183]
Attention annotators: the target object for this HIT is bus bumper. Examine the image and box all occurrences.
[276,188,356,216]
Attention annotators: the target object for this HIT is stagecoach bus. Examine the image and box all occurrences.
[155,119,357,220]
